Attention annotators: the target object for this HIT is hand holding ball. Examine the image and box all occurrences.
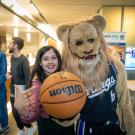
[40,71,86,119]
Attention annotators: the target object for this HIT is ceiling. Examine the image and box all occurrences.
[32,0,135,31]
[0,5,41,44]
[0,6,39,34]
[0,0,135,40]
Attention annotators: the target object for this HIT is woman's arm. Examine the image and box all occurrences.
[14,79,42,123]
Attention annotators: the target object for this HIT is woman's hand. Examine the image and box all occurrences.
[14,85,37,116]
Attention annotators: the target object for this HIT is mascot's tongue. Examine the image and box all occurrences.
[84,54,96,60]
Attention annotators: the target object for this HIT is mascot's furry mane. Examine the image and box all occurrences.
[57,15,111,90]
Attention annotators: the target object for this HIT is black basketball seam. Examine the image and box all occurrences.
[40,80,83,96]
[41,92,86,104]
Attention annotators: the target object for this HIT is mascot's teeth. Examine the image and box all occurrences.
[83,55,96,60]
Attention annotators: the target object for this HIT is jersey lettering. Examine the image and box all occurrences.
[110,90,115,102]
[88,76,116,98]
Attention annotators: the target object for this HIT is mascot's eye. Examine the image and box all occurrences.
[75,40,83,46]
[87,38,95,43]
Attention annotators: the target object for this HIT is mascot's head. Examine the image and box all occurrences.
[57,14,110,89]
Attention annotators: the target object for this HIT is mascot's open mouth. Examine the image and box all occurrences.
[78,54,99,66]
[82,54,97,60]
[79,54,99,67]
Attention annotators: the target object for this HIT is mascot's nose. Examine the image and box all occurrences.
[83,49,93,54]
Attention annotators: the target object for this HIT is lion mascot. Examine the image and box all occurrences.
[56,14,135,135]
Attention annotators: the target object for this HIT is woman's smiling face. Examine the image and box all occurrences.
[40,49,58,75]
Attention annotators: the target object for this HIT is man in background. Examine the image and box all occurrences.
[8,37,36,135]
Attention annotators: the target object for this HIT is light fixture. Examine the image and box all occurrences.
[1,0,14,7]
[30,3,39,14]
[30,0,48,24]
[37,24,58,40]
[13,16,19,27]
[26,33,31,41]
[27,24,31,31]
[13,27,18,37]
[2,0,33,19]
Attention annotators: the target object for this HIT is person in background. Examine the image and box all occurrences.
[0,45,9,135]
[8,37,36,135]
[14,46,76,135]
[112,51,125,64]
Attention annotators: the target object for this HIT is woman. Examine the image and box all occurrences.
[14,46,75,135]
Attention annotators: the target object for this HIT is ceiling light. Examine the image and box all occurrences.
[27,24,31,31]
[30,0,48,24]
[2,0,33,19]
[26,33,31,41]
[30,3,39,14]
[1,0,14,7]
[37,24,58,40]
[13,27,18,37]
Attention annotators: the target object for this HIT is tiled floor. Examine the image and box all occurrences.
[7,113,38,135]
[7,102,38,135]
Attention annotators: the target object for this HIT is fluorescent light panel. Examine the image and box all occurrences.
[13,27,18,37]
[27,33,31,41]
[30,3,39,14]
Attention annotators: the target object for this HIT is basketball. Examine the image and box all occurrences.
[40,71,86,119]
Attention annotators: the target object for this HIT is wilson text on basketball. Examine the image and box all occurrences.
[49,84,83,96]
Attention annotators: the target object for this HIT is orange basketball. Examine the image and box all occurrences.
[40,71,86,119]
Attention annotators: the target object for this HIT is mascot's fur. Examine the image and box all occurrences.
[57,15,135,135]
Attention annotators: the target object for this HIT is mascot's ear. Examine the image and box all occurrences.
[56,24,70,41]
[87,14,106,31]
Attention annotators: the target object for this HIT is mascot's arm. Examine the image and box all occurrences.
[112,57,135,135]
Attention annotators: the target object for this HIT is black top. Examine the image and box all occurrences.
[80,62,118,124]
[10,54,30,96]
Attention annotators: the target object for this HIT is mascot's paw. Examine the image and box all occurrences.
[51,113,80,127]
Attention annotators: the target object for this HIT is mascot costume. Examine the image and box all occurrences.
[56,14,135,135]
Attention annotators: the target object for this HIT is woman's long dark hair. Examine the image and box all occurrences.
[29,46,62,87]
